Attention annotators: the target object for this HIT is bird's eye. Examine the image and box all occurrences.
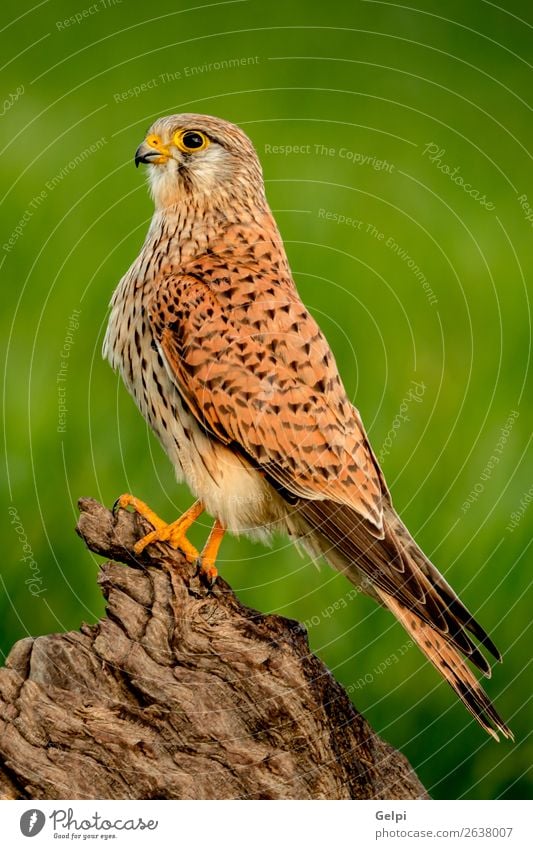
[174,130,209,153]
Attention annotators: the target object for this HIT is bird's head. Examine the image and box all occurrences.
[135,113,266,211]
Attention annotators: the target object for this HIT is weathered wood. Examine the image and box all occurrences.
[0,497,428,800]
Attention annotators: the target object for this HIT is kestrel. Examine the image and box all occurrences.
[103,113,512,741]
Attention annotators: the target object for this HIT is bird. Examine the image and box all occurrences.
[103,112,512,742]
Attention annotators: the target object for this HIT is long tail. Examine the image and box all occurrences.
[300,498,513,741]
[375,587,513,741]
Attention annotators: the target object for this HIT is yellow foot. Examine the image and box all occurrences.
[195,519,225,586]
[115,494,203,562]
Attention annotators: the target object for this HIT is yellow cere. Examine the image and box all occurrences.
[146,134,167,152]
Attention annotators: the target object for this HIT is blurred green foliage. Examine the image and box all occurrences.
[1,0,531,800]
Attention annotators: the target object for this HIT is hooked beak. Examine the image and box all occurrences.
[134,137,171,168]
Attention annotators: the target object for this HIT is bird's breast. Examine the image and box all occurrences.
[103,267,287,536]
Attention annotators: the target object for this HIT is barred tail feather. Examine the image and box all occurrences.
[387,508,503,663]
[375,587,514,742]
[300,498,512,740]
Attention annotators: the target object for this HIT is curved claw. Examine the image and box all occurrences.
[194,558,218,589]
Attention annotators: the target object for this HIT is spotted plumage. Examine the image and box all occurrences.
[103,113,512,741]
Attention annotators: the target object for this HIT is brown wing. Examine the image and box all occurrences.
[148,260,386,533]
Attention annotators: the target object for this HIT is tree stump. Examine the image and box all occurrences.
[0,497,428,800]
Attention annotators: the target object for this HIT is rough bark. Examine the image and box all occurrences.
[0,497,428,800]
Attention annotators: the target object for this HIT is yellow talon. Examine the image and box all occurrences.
[196,519,226,585]
[116,494,204,563]
[115,495,227,578]
[116,494,166,531]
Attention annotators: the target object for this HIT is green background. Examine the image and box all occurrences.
[1,0,531,800]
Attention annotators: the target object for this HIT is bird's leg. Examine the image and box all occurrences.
[196,519,226,586]
[115,494,204,561]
